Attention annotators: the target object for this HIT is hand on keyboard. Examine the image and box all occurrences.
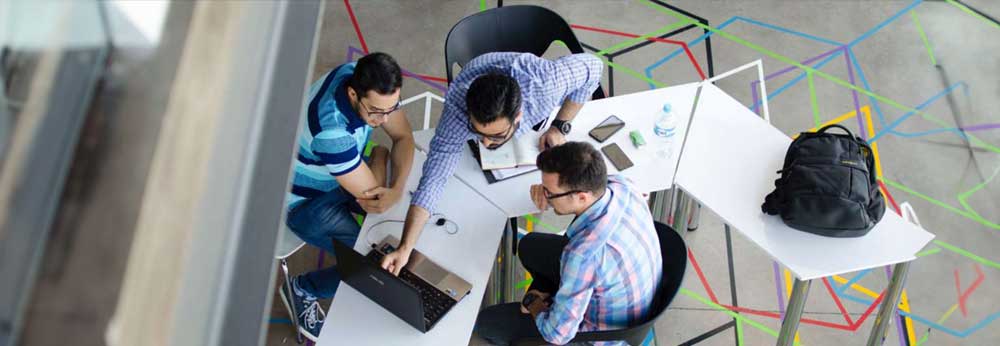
[380,246,411,276]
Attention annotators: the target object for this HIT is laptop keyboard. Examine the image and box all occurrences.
[400,270,457,324]
[365,249,457,327]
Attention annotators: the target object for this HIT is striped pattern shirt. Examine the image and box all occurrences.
[287,63,373,208]
[536,175,663,345]
[411,52,603,212]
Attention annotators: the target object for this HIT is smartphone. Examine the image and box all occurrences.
[601,143,634,171]
[588,115,626,143]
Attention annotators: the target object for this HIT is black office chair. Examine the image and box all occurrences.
[444,5,606,100]
[512,221,688,346]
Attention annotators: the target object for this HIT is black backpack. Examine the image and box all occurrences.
[762,124,886,237]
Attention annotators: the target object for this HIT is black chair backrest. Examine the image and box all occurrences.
[644,222,689,332]
[444,5,605,99]
[513,221,687,346]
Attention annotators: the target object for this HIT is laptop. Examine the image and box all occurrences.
[332,236,472,332]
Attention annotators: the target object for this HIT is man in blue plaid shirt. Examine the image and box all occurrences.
[378,52,604,275]
[474,142,663,345]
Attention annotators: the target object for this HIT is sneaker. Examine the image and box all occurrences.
[279,277,326,341]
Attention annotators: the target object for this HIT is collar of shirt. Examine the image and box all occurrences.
[334,80,368,133]
[566,187,614,239]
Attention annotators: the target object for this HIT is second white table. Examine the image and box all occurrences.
[413,81,701,217]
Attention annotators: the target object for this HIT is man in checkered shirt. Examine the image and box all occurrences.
[474,142,663,345]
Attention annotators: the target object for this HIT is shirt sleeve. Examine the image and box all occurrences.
[312,128,362,176]
[535,252,597,345]
[410,94,468,212]
[555,53,603,105]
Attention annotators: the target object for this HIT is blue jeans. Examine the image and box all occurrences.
[286,186,365,298]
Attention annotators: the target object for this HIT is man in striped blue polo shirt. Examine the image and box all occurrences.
[280,52,415,341]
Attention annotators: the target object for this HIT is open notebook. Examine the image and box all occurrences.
[477,131,542,170]
[467,131,543,183]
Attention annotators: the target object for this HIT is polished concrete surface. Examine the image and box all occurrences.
[271,1,1000,345]
[11,1,999,345]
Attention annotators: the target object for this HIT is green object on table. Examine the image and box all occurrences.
[630,130,646,148]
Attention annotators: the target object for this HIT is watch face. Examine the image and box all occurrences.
[522,293,538,307]
[559,122,571,134]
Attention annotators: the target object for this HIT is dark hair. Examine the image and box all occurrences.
[466,73,521,125]
[536,142,607,195]
[349,52,402,97]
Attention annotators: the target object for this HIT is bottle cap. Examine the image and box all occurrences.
[662,103,672,113]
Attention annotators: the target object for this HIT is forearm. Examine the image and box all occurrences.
[554,99,584,122]
[535,304,586,345]
[399,204,430,250]
[389,136,415,189]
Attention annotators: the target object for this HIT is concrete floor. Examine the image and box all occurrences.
[265,1,1000,345]
[11,1,998,345]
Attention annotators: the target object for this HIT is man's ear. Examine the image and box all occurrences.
[514,110,524,123]
[346,86,357,100]
[468,115,481,131]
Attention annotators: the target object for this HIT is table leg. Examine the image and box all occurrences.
[687,203,701,231]
[866,262,911,346]
[504,217,517,302]
[490,218,517,305]
[489,228,504,305]
[649,190,669,223]
[776,278,811,346]
[671,190,693,233]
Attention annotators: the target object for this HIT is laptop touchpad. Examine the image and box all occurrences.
[411,258,448,284]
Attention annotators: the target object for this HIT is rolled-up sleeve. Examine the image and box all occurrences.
[534,253,597,345]
[557,53,603,104]
[410,96,467,212]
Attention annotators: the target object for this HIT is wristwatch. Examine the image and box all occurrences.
[550,118,572,135]
[522,292,553,309]
[521,292,539,308]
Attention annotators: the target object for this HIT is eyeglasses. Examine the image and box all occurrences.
[543,187,584,200]
[359,98,400,119]
[468,119,518,148]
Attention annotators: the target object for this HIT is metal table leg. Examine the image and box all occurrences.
[866,262,911,346]
[776,278,811,346]
[649,190,669,223]
[489,218,517,305]
[487,244,501,306]
[687,203,701,231]
[504,217,517,302]
[671,190,693,233]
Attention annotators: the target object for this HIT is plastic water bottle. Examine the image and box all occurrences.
[652,103,677,158]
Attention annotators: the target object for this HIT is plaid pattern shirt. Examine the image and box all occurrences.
[411,52,603,212]
[536,175,663,345]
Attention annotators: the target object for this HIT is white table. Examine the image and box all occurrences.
[319,152,510,346]
[413,81,701,217]
[357,80,933,346]
[673,83,935,345]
